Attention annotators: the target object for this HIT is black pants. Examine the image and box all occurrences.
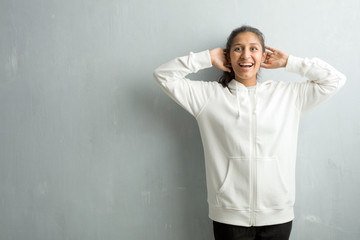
[213,221,292,240]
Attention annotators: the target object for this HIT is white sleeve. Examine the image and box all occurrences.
[153,50,216,117]
[285,55,346,114]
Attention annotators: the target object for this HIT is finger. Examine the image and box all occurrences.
[265,46,276,51]
[223,66,232,72]
[265,46,278,53]
[260,63,272,69]
[217,64,232,72]
[264,56,272,63]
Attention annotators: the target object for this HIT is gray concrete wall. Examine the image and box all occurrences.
[0,0,359,239]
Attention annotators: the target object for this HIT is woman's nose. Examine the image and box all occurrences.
[240,50,250,59]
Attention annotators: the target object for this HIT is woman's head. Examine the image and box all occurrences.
[219,25,266,87]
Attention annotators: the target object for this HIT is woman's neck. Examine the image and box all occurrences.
[235,78,257,87]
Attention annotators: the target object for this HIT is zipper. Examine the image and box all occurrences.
[252,108,257,226]
[249,87,258,226]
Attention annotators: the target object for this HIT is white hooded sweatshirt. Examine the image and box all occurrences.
[153,50,346,227]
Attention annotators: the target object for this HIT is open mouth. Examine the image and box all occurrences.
[238,63,254,68]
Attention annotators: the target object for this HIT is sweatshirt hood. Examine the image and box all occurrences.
[228,80,247,118]
[227,79,274,91]
[228,79,273,118]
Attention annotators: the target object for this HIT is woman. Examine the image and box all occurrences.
[153,25,346,240]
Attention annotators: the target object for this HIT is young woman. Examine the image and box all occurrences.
[153,25,346,240]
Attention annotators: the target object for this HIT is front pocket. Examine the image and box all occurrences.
[256,156,289,210]
[216,157,251,210]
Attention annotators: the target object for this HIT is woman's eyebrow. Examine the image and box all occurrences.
[232,43,260,46]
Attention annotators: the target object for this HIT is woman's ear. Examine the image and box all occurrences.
[226,52,232,68]
[225,51,229,61]
[262,51,267,63]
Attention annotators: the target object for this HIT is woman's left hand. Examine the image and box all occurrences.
[261,46,289,69]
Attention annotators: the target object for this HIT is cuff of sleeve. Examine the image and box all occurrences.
[285,55,304,75]
[192,50,213,70]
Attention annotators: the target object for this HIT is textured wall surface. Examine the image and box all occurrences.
[0,0,359,239]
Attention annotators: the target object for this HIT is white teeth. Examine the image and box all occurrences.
[239,63,253,67]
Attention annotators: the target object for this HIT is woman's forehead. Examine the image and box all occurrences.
[232,32,261,45]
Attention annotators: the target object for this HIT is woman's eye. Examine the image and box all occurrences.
[234,47,242,51]
[251,47,257,51]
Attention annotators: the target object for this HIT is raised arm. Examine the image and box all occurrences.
[287,55,346,113]
[153,50,216,117]
[261,46,346,113]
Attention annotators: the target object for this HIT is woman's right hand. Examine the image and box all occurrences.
[209,48,232,72]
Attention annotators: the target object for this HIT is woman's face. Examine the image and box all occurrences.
[229,32,266,83]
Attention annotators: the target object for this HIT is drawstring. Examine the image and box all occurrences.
[236,85,241,118]
[254,88,257,115]
[236,83,258,118]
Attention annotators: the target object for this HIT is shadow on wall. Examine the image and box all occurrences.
[129,81,214,239]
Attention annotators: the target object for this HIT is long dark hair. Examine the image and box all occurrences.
[218,25,266,88]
